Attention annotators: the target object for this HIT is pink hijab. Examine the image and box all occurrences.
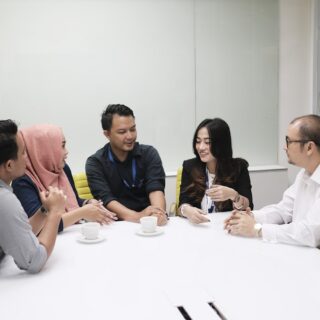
[20,124,79,211]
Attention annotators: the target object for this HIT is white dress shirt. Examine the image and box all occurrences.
[253,165,320,247]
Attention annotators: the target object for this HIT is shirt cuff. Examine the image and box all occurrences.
[145,183,165,194]
[27,244,47,274]
[253,211,267,224]
[260,224,279,244]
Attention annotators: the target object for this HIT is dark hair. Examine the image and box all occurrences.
[192,118,233,160]
[0,119,18,165]
[101,104,135,130]
[291,114,320,149]
[188,118,247,211]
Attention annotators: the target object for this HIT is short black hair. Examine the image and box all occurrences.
[291,114,320,149]
[0,119,18,165]
[101,104,135,130]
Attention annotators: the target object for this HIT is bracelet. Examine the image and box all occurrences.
[232,193,244,210]
[232,192,241,203]
[233,202,244,210]
[180,204,190,217]
[83,199,90,206]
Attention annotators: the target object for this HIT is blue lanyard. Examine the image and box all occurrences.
[108,147,137,189]
[205,168,215,213]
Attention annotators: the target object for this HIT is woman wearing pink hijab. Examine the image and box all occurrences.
[12,124,117,234]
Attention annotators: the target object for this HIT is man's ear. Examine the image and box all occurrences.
[307,141,314,152]
[4,159,13,172]
[103,130,110,139]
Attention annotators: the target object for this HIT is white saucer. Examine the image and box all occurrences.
[77,235,105,244]
[136,227,164,237]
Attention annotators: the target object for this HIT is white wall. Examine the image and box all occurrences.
[0,0,196,173]
[0,0,316,208]
[278,0,314,183]
[195,0,279,165]
[165,0,317,209]
[0,0,279,174]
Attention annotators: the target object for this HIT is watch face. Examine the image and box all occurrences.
[253,223,262,238]
[254,223,262,231]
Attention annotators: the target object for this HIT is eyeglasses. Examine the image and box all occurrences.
[285,136,310,148]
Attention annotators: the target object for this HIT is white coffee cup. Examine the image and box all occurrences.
[81,222,100,240]
[140,216,158,233]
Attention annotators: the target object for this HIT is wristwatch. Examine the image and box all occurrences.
[233,192,240,203]
[254,223,262,238]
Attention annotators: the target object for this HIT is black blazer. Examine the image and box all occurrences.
[179,157,253,211]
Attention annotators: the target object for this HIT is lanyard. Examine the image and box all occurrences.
[108,147,137,189]
[205,168,215,213]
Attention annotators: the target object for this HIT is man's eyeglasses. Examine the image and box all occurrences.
[285,136,310,148]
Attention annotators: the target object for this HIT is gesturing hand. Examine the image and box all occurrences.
[181,205,210,224]
[84,203,117,225]
[206,185,237,202]
[40,186,66,214]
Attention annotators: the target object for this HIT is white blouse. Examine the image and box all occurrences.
[201,171,215,213]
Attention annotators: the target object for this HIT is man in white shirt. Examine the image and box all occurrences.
[0,119,66,273]
[224,114,320,247]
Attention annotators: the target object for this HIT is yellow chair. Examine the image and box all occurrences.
[169,167,183,216]
[73,172,93,200]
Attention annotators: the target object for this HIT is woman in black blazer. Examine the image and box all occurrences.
[178,118,253,224]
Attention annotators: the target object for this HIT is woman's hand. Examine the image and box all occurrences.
[206,185,237,202]
[83,202,118,224]
[180,205,210,224]
[84,199,100,205]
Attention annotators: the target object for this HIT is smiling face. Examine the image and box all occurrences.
[195,127,215,164]
[104,114,137,159]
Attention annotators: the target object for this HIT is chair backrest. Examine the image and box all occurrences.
[73,172,93,200]
[168,167,183,216]
[175,167,183,214]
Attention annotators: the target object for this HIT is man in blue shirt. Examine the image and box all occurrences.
[86,104,167,225]
[0,120,66,273]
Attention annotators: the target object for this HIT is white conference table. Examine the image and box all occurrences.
[1,212,320,320]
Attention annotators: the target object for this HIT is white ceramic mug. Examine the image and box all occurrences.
[140,216,158,233]
[81,222,100,240]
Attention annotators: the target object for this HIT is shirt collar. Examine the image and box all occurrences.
[303,164,320,185]
[131,142,142,157]
[0,179,12,192]
[107,142,141,163]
